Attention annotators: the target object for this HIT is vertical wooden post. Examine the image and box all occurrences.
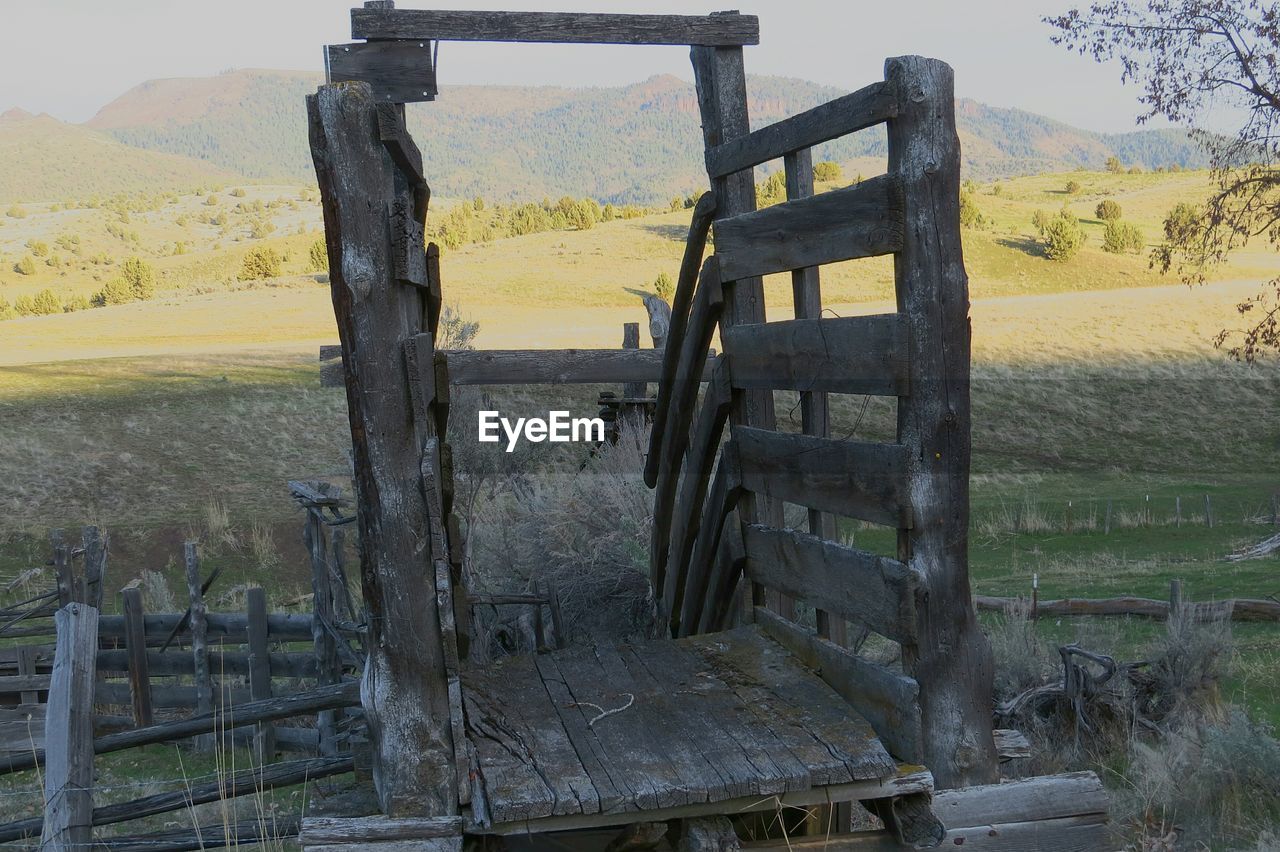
[1204,493,1213,528]
[1271,492,1278,527]
[887,55,998,787]
[620,322,646,437]
[121,588,153,728]
[246,587,275,762]
[1176,496,1182,528]
[305,510,340,756]
[80,526,107,611]
[1104,499,1113,535]
[309,81,456,815]
[16,645,39,706]
[52,538,73,608]
[691,25,782,624]
[41,603,98,851]
[183,542,214,752]
[1065,501,1073,534]
[1169,579,1183,620]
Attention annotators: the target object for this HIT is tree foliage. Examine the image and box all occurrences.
[813,161,843,182]
[308,238,329,272]
[960,186,987,229]
[1103,219,1145,254]
[654,272,674,301]
[1049,0,1280,359]
[1096,199,1123,221]
[1105,155,1124,173]
[1043,209,1086,261]
[239,246,282,281]
[1032,208,1053,236]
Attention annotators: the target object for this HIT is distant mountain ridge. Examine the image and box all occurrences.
[10,69,1209,205]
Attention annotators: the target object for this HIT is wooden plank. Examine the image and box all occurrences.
[310,81,456,815]
[81,526,107,610]
[120,588,153,728]
[707,82,899,178]
[645,191,718,488]
[246,587,275,761]
[740,814,1109,851]
[931,771,1107,827]
[305,512,341,757]
[677,444,742,638]
[41,603,98,851]
[723,314,908,396]
[688,627,897,785]
[698,511,746,634]
[733,426,912,528]
[471,767,933,835]
[15,645,39,705]
[650,264,724,604]
[462,652,600,823]
[351,9,760,45]
[327,41,437,103]
[887,55,998,787]
[994,728,1032,761]
[300,816,461,845]
[755,608,922,763]
[439,346,715,385]
[714,174,904,282]
[94,648,317,679]
[742,524,921,645]
[0,673,50,693]
[662,358,731,634]
[0,705,44,756]
[432,559,470,807]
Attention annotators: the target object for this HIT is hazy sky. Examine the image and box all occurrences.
[0,0,1151,131]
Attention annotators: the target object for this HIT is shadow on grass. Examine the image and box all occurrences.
[996,235,1048,259]
[639,223,689,242]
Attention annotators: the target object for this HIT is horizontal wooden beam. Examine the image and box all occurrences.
[351,9,760,45]
[742,524,920,644]
[741,814,1108,851]
[418,344,716,385]
[300,815,462,846]
[707,82,898,178]
[722,314,908,396]
[714,174,904,281]
[976,594,1280,621]
[733,426,912,528]
[326,41,437,103]
[755,607,922,763]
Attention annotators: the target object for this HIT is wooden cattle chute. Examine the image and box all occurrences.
[306,4,1109,849]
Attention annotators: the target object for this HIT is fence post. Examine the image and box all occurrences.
[51,532,73,608]
[620,322,646,437]
[1204,494,1213,528]
[121,588,153,728]
[16,644,39,706]
[184,542,214,752]
[81,526,107,611]
[1169,579,1183,620]
[246,587,275,762]
[1272,492,1278,527]
[1176,496,1182,528]
[41,602,98,851]
[305,511,340,757]
[1065,501,1073,534]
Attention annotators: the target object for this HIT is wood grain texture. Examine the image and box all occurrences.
[41,603,98,851]
[722,314,908,396]
[246,587,275,761]
[309,81,456,815]
[740,814,1109,851]
[886,55,998,787]
[676,442,742,638]
[434,346,714,385]
[183,542,213,753]
[120,588,153,728]
[300,816,461,844]
[714,174,903,282]
[327,41,437,103]
[733,426,912,529]
[707,82,898,178]
[755,607,922,764]
[351,9,760,45]
[742,524,921,644]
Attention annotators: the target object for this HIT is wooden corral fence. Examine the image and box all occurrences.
[300,4,1113,851]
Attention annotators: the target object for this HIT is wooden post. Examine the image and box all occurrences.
[121,588,153,728]
[305,510,340,757]
[81,526,107,611]
[309,81,456,815]
[691,23,783,624]
[1176,496,1182,528]
[1145,494,1151,527]
[1065,501,1073,534]
[41,602,98,851]
[620,322,647,437]
[1169,579,1183,621]
[1204,493,1213,528]
[246,587,275,762]
[16,645,39,706]
[52,538,73,608]
[1104,499,1112,535]
[887,55,998,787]
[1271,492,1278,526]
[183,542,214,752]
[1031,573,1039,621]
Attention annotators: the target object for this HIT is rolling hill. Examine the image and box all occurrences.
[0,109,238,202]
[6,68,1208,206]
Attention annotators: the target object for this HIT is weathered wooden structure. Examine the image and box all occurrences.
[306,5,1110,849]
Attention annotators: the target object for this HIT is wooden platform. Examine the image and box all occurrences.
[461,626,923,833]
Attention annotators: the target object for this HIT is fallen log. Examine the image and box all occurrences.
[975,595,1280,622]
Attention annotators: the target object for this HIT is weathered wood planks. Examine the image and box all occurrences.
[41,603,99,851]
[416,345,716,386]
[714,174,904,282]
[754,608,922,764]
[742,524,921,644]
[300,815,461,850]
[327,41,437,104]
[733,426,912,528]
[350,9,760,45]
[722,314,908,396]
[707,82,899,178]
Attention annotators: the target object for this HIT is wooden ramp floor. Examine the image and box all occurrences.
[462,626,921,832]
